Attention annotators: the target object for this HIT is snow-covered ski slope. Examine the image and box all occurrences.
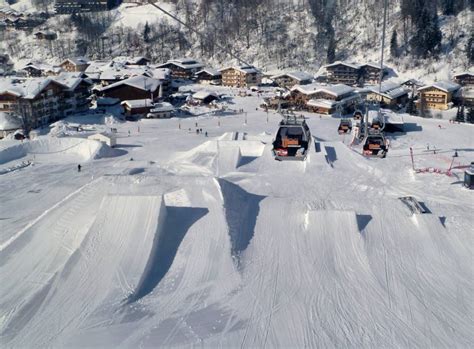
[0,93,473,347]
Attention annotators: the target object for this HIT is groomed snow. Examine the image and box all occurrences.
[0,86,473,347]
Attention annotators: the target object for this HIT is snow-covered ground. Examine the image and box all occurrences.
[0,87,473,347]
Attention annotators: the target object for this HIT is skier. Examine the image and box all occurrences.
[77,164,81,172]
[128,130,131,137]
[205,131,208,137]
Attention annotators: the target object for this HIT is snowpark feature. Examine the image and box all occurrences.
[0,137,118,165]
[0,89,473,347]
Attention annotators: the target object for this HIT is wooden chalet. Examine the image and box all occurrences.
[60,58,90,72]
[220,65,261,88]
[453,72,474,86]
[417,81,460,110]
[271,71,313,88]
[157,58,204,79]
[365,82,410,109]
[195,68,222,85]
[325,61,362,86]
[96,75,163,101]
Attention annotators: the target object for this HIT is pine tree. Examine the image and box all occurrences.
[441,0,455,15]
[327,35,336,63]
[467,31,474,64]
[425,13,442,56]
[390,30,399,58]
[144,21,151,44]
[466,107,474,124]
[455,105,465,123]
[406,96,416,115]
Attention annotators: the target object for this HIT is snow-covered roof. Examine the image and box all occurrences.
[0,77,64,99]
[192,90,218,100]
[98,75,162,92]
[220,65,260,74]
[61,57,89,66]
[324,61,361,70]
[121,99,153,109]
[418,80,460,93]
[23,61,61,73]
[291,83,354,97]
[84,60,109,74]
[0,111,22,131]
[150,102,175,113]
[53,72,92,90]
[307,99,337,108]
[271,71,313,82]
[361,62,387,70]
[453,71,474,78]
[112,56,149,65]
[148,68,170,80]
[158,58,204,70]
[196,68,221,76]
[367,82,410,99]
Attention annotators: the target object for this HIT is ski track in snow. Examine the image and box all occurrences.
[0,95,473,347]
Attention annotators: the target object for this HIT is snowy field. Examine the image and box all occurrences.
[0,88,473,347]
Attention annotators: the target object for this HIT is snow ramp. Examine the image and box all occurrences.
[361,209,474,347]
[0,137,114,165]
[2,195,165,347]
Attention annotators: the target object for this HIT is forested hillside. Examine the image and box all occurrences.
[1,0,473,76]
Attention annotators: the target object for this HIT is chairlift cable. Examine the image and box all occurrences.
[146,0,253,67]
[378,0,389,131]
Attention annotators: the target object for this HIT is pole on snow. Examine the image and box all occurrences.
[410,147,415,171]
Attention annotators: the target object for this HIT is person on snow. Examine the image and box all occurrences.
[77,164,82,172]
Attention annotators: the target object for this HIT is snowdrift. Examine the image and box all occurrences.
[0,137,118,165]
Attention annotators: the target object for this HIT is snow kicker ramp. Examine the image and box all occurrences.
[1,195,166,346]
[219,205,473,348]
[0,137,119,165]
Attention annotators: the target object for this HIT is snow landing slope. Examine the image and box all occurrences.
[0,111,473,347]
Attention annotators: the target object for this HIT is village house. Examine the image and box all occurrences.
[289,83,358,114]
[53,72,93,115]
[325,61,388,86]
[146,102,175,119]
[417,81,460,110]
[0,78,71,129]
[113,56,150,66]
[271,71,313,88]
[454,87,474,107]
[60,57,90,72]
[0,74,93,129]
[121,99,154,117]
[157,58,204,79]
[34,30,57,41]
[191,90,219,104]
[96,75,164,102]
[365,82,410,109]
[325,62,361,85]
[361,62,387,85]
[453,72,474,86]
[290,83,355,105]
[220,65,261,88]
[22,62,61,77]
[195,68,222,85]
